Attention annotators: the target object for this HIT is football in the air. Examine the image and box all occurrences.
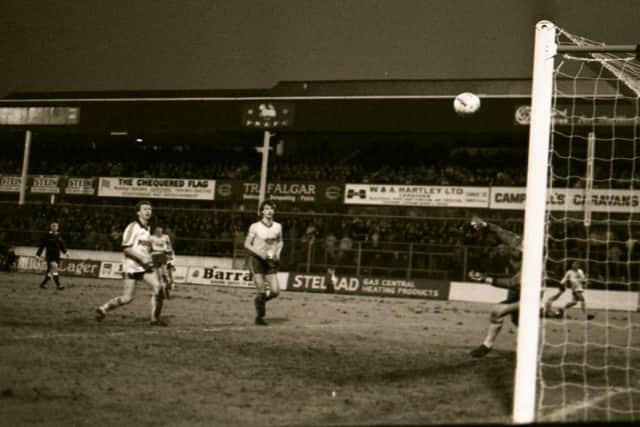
[453,92,481,116]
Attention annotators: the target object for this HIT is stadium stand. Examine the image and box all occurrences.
[0,134,637,285]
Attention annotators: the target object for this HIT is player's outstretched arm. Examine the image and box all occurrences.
[491,274,520,290]
[468,270,520,290]
[470,215,521,250]
[470,215,488,230]
[468,270,492,284]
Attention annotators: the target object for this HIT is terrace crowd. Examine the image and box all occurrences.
[0,137,637,281]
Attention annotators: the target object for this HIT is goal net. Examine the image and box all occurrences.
[531,24,640,422]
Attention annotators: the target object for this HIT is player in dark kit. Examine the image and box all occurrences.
[466,216,524,358]
[36,222,69,290]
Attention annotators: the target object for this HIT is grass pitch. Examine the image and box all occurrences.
[0,272,637,426]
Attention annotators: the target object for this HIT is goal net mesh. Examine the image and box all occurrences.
[537,26,640,422]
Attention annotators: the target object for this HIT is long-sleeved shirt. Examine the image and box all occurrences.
[36,231,67,260]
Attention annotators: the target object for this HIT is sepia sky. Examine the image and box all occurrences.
[1,0,638,97]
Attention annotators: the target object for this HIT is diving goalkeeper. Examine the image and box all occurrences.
[466,215,524,358]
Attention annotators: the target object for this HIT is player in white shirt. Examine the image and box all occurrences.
[244,200,283,326]
[95,201,168,326]
[545,261,592,319]
[150,225,176,299]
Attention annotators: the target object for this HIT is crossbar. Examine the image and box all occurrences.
[558,45,638,54]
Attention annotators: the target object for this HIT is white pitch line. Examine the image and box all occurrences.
[541,387,634,422]
[201,323,337,333]
[9,330,161,340]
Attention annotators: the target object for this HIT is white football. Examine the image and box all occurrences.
[453,92,481,116]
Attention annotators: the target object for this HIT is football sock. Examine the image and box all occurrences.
[482,320,503,349]
[102,296,125,312]
[152,293,164,321]
[254,294,266,318]
[265,292,279,301]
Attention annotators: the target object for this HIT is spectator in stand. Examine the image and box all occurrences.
[324,232,338,265]
[364,227,383,275]
[608,243,624,281]
[84,224,100,250]
[301,224,319,248]
[337,232,354,265]
[109,226,122,251]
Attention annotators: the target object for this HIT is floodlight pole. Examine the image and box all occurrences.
[257,130,271,213]
[512,20,556,424]
[18,129,32,205]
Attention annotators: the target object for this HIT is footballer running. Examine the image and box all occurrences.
[244,199,283,326]
[95,200,168,326]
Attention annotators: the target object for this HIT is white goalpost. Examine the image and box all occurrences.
[513,20,556,424]
[514,21,640,423]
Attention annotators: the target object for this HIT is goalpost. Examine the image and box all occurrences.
[514,21,640,423]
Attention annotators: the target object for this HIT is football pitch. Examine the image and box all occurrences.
[0,272,637,426]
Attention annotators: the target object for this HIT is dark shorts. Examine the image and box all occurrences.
[510,309,520,326]
[127,272,145,280]
[500,289,520,304]
[249,255,278,275]
[45,257,61,272]
[151,253,168,268]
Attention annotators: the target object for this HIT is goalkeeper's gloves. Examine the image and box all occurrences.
[470,216,487,230]
[468,270,494,284]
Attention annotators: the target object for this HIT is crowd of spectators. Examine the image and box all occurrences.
[1,195,637,283]
[2,198,634,283]
[0,136,531,186]
[0,201,477,251]
[3,135,638,188]
[1,135,638,280]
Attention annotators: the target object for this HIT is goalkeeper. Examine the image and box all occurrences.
[466,216,524,358]
[95,201,168,326]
